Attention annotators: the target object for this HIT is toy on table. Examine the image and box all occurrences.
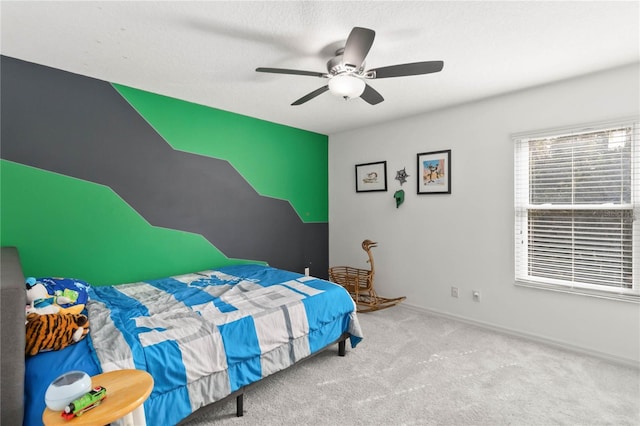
[61,386,107,420]
[45,371,92,411]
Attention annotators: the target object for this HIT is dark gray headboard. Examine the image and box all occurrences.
[1,247,25,424]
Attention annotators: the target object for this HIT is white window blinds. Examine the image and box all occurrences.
[514,120,639,299]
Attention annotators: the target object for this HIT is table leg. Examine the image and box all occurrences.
[121,405,146,426]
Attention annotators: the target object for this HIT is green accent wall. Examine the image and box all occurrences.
[0,160,254,285]
[113,84,328,222]
[1,55,329,285]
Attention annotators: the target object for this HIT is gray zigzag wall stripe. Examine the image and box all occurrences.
[0,56,328,277]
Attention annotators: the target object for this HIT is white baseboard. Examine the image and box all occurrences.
[400,302,639,369]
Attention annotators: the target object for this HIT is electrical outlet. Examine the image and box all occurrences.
[451,286,459,298]
[473,290,481,302]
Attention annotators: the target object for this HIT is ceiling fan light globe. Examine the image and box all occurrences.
[328,74,365,99]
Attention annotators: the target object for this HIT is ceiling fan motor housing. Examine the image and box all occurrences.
[327,51,365,76]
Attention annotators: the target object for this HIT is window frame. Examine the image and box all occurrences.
[513,118,639,303]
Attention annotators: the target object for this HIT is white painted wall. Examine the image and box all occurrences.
[329,63,640,365]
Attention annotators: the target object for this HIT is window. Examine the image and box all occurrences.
[514,119,639,301]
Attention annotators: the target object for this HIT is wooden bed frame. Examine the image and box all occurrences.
[1,246,352,424]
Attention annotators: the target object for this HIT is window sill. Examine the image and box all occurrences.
[515,280,640,304]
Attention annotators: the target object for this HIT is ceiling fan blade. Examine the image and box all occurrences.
[256,67,326,78]
[342,27,375,69]
[368,61,444,79]
[291,85,330,106]
[360,84,384,105]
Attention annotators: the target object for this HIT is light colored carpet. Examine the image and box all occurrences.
[180,306,640,426]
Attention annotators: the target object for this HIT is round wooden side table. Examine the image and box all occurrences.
[42,369,153,426]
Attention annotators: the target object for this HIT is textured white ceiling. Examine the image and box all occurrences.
[1,1,638,135]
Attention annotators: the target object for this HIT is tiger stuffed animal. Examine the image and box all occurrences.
[25,312,89,357]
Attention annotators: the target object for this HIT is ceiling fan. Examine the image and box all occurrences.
[256,26,444,106]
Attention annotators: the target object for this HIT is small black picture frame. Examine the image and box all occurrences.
[355,161,388,193]
[417,150,451,194]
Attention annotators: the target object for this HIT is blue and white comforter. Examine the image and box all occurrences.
[87,264,363,425]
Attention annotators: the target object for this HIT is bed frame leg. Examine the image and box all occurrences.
[236,393,244,417]
[338,339,346,357]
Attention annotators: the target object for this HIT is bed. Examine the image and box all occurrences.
[2,248,363,426]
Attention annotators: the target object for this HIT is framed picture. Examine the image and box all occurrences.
[417,149,451,194]
[355,161,387,192]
